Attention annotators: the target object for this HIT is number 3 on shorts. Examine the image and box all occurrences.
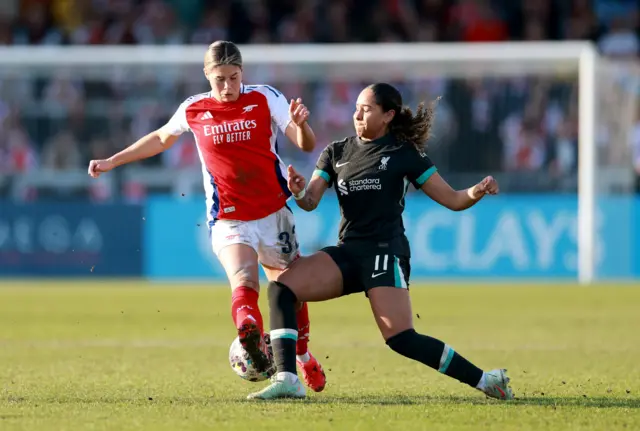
[279,225,299,254]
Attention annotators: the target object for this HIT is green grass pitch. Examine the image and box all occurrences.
[1,281,639,430]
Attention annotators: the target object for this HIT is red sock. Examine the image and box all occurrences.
[231,287,264,335]
[296,302,310,355]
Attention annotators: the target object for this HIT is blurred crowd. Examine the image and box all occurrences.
[1,0,640,199]
[1,0,638,47]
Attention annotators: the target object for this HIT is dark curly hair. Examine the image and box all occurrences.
[367,83,438,152]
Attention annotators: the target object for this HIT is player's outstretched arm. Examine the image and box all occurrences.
[287,165,327,212]
[420,172,499,211]
[284,98,316,153]
[87,128,179,178]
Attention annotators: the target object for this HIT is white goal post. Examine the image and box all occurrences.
[0,42,602,283]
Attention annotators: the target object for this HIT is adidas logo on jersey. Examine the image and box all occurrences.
[201,111,214,120]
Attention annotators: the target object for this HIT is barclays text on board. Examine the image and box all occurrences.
[143,195,640,280]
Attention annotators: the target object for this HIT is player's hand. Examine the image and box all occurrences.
[88,159,115,178]
[287,164,306,196]
[472,176,499,198]
[289,98,309,127]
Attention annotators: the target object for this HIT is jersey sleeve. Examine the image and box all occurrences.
[161,100,190,136]
[312,144,336,187]
[259,85,291,134]
[406,147,438,189]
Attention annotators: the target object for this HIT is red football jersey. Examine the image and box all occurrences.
[162,84,293,224]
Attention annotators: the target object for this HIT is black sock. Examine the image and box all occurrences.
[386,329,483,387]
[267,281,298,375]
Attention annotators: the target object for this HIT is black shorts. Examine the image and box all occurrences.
[321,242,411,296]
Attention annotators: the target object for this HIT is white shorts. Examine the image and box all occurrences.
[210,205,300,270]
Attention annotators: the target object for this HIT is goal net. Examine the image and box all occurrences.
[1,42,638,283]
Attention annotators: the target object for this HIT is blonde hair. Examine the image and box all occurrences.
[204,40,243,69]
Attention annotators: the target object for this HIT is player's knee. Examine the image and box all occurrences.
[385,328,417,355]
[228,266,258,290]
[268,281,298,311]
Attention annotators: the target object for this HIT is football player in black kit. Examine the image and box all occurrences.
[248,83,513,401]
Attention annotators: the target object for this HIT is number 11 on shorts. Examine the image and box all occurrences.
[372,254,388,278]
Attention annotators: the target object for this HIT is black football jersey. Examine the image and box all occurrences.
[313,134,436,256]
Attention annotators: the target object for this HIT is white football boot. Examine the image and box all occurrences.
[247,372,306,400]
[478,368,514,400]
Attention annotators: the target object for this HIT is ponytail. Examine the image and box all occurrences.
[389,98,439,152]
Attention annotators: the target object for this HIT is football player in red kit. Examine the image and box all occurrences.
[88,41,326,392]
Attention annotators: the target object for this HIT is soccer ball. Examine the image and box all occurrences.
[228,334,276,382]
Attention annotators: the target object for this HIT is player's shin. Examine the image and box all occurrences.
[295,302,310,360]
[231,286,264,333]
[268,281,299,381]
[386,329,483,387]
[296,301,327,393]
